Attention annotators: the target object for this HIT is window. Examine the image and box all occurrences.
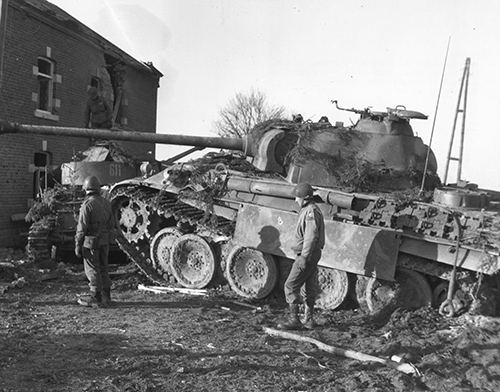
[32,152,52,199]
[34,56,60,121]
[90,76,101,90]
[34,152,49,167]
[37,58,54,112]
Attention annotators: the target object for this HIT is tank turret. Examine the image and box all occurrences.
[1,101,438,191]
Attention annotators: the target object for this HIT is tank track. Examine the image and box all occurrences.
[110,184,358,308]
[26,217,57,263]
[109,185,235,285]
[109,184,498,314]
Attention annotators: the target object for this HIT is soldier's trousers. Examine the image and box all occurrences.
[82,245,111,294]
[284,249,322,306]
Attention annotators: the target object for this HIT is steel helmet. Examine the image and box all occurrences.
[293,183,314,198]
[83,176,100,192]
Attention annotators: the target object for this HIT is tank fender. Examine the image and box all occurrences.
[232,204,400,281]
[109,177,148,194]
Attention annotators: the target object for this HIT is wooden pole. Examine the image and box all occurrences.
[263,327,420,376]
[137,284,208,296]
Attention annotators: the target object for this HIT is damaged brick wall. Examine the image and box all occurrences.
[117,65,160,159]
[0,1,160,247]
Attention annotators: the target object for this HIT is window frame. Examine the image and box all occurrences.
[32,151,52,199]
[34,57,59,121]
[36,57,54,112]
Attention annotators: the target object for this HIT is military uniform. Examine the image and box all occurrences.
[75,191,114,305]
[84,95,112,129]
[285,201,325,306]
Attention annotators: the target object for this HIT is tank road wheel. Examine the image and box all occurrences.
[364,277,399,315]
[315,267,350,310]
[364,269,432,315]
[170,234,216,289]
[395,269,432,309]
[150,228,182,279]
[114,197,150,243]
[226,247,278,299]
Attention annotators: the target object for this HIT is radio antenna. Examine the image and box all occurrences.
[419,36,451,194]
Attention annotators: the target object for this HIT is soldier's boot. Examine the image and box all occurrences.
[277,304,303,330]
[101,288,112,308]
[303,304,316,329]
[77,290,101,307]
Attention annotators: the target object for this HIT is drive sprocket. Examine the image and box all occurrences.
[114,197,151,243]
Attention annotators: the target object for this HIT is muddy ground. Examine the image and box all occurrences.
[1,251,499,392]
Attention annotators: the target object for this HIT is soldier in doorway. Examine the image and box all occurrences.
[84,87,112,129]
[75,176,115,307]
[278,183,325,329]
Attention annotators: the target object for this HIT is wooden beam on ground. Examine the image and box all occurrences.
[137,284,208,296]
[263,327,421,376]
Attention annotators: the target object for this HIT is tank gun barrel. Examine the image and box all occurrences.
[0,120,246,152]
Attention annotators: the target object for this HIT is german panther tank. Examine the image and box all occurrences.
[2,103,498,316]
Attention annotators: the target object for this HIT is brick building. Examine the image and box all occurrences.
[0,0,162,247]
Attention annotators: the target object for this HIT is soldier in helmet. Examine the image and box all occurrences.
[278,182,325,329]
[75,176,115,307]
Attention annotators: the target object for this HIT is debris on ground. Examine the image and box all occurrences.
[0,250,499,391]
[263,327,421,375]
[137,283,209,296]
[229,300,263,312]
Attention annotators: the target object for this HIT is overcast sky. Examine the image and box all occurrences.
[50,0,500,190]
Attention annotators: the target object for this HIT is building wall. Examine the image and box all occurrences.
[119,65,160,160]
[0,3,160,247]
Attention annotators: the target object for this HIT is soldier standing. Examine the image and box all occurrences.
[278,183,325,329]
[75,176,115,307]
[84,87,112,129]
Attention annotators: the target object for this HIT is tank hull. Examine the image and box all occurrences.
[61,161,139,186]
[109,166,499,315]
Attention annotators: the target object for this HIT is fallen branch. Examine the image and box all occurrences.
[138,284,208,296]
[263,327,421,376]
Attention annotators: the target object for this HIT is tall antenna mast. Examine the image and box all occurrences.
[443,57,470,185]
[419,37,451,194]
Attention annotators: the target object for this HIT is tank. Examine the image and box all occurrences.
[25,139,159,262]
[60,141,155,187]
[1,104,499,316]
